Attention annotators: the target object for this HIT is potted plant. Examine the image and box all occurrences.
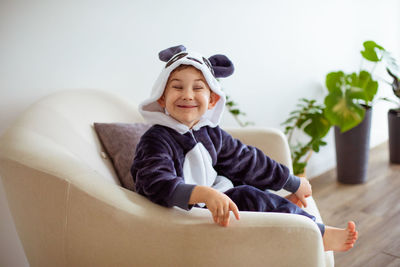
[323,40,386,184]
[386,68,400,163]
[282,98,331,176]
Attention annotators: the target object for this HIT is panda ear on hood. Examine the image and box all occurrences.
[208,54,234,78]
[158,45,186,62]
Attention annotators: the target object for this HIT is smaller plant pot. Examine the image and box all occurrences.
[334,107,372,184]
[388,108,400,163]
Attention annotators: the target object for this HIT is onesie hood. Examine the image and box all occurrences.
[139,45,234,134]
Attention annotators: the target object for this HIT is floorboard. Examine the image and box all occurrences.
[310,142,400,267]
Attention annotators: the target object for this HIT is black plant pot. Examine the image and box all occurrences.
[388,108,400,163]
[334,107,372,184]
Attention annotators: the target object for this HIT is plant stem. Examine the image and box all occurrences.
[359,57,364,73]
[370,61,378,75]
[287,126,294,145]
[232,114,246,127]
[305,149,313,163]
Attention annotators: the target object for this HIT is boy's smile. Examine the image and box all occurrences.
[157,65,220,129]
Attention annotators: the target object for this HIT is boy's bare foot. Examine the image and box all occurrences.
[323,221,358,252]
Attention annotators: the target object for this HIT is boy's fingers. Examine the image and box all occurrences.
[297,199,304,208]
[213,209,218,222]
[223,213,230,227]
[213,214,218,224]
[230,201,240,220]
[218,204,224,221]
[211,207,219,224]
[223,205,229,223]
[300,196,307,207]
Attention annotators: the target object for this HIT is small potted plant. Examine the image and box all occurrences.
[386,68,400,163]
[323,40,386,184]
[282,98,331,176]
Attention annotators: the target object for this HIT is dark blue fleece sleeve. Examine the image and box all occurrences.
[131,130,196,210]
[212,127,300,193]
[284,174,301,192]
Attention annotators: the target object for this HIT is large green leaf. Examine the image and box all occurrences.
[324,89,366,132]
[344,71,378,103]
[326,71,345,93]
[293,162,307,176]
[360,40,385,62]
[303,113,331,139]
[382,50,400,77]
[311,139,327,153]
[357,70,378,101]
[387,68,400,99]
[346,72,367,101]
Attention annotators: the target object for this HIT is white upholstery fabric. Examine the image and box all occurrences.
[0,89,334,267]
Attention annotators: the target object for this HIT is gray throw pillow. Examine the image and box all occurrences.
[94,122,151,191]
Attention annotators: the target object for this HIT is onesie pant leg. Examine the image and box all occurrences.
[224,185,325,235]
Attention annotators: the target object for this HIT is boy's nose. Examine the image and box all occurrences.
[182,88,194,100]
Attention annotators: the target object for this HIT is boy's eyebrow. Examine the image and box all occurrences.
[169,78,206,83]
[193,79,207,84]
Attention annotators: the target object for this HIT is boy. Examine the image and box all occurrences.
[132,45,358,252]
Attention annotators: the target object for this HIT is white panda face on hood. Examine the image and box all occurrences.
[139,45,234,134]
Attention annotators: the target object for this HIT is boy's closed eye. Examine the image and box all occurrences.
[171,84,205,90]
[193,81,206,90]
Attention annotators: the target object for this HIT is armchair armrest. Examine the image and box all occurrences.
[225,127,293,173]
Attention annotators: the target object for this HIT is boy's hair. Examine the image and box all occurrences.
[170,64,199,75]
[167,64,207,87]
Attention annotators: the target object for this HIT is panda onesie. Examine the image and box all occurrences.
[131,45,324,235]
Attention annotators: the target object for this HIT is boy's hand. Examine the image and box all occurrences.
[285,193,304,208]
[294,177,312,208]
[189,186,240,227]
[205,189,240,227]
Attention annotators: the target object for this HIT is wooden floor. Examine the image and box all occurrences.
[310,142,400,267]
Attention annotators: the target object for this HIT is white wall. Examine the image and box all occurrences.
[1,0,399,265]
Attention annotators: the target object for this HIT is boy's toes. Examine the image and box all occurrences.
[347,221,356,232]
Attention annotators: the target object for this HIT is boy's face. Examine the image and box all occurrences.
[157,66,220,129]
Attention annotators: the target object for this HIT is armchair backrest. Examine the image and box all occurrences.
[0,89,143,186]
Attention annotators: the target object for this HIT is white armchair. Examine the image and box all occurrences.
[0,89,334,267]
